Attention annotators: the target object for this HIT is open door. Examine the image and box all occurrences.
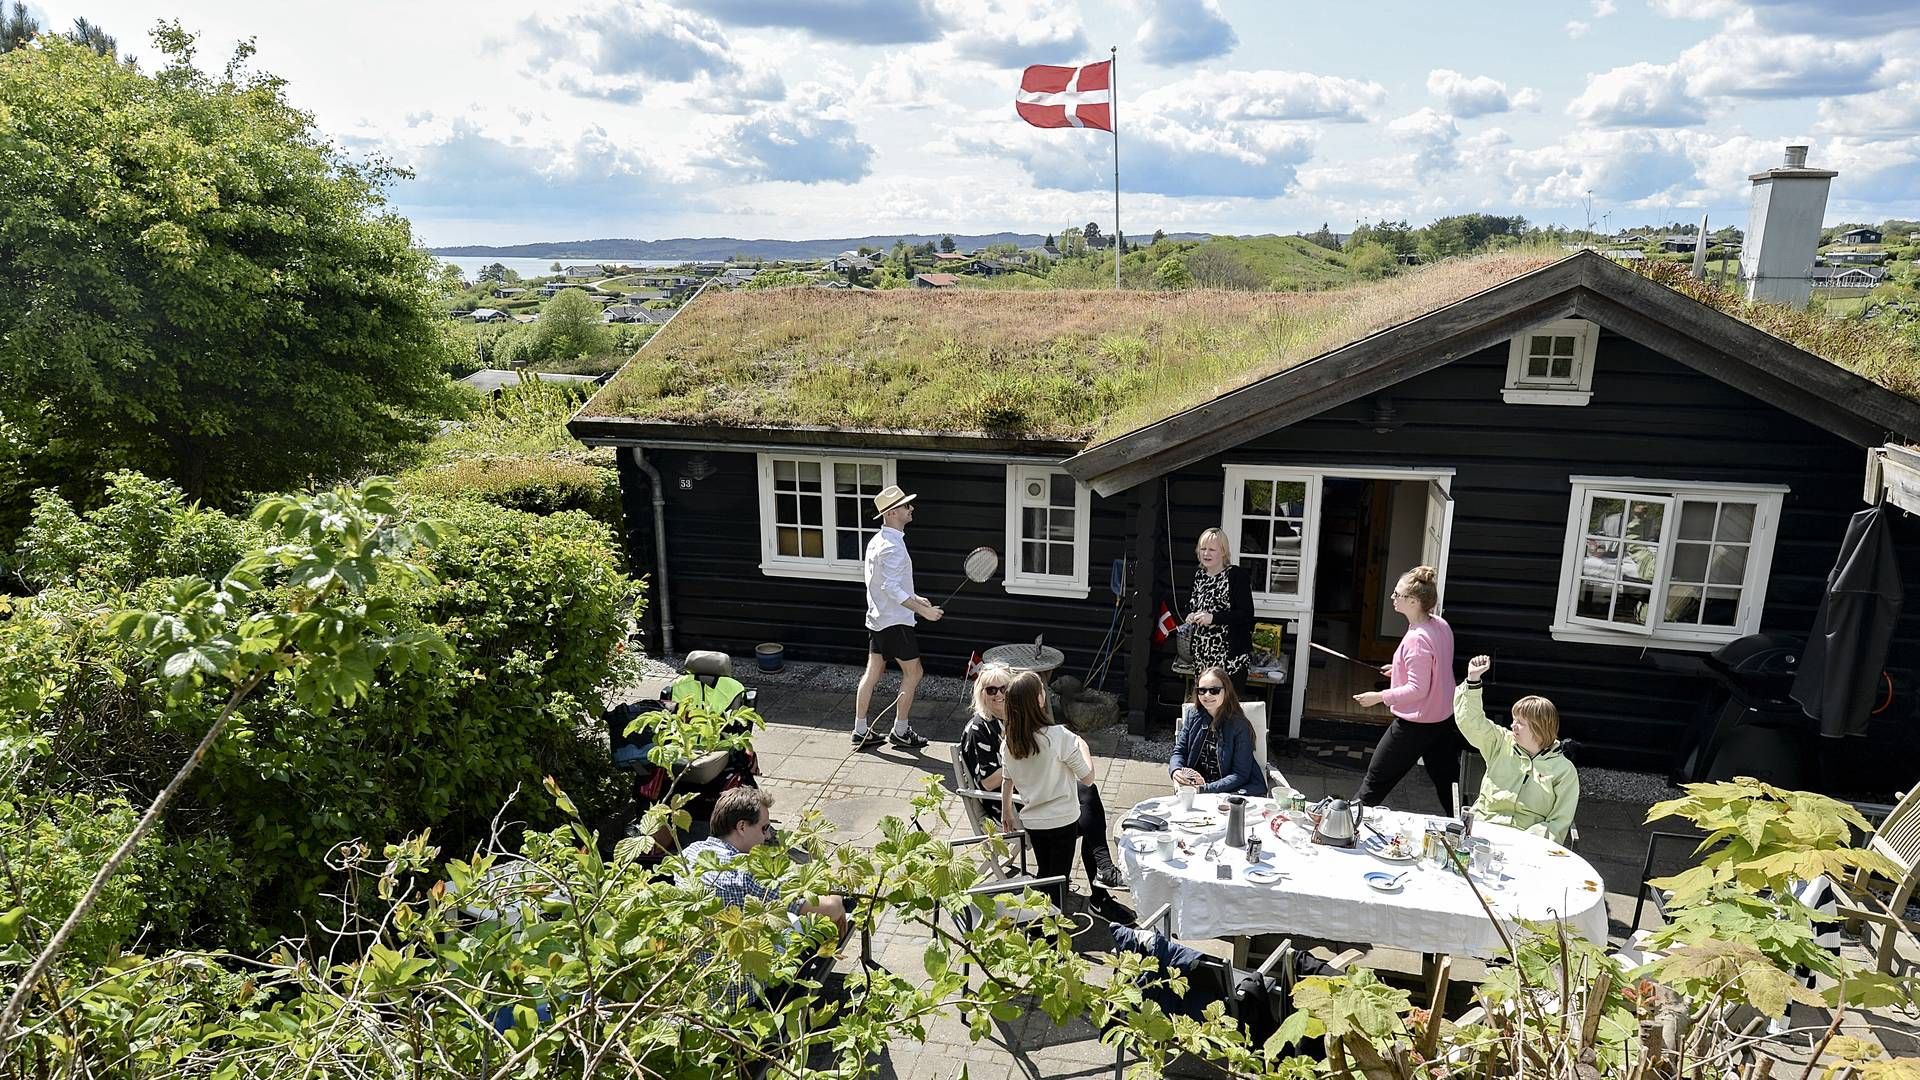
[1422,479,1455,613]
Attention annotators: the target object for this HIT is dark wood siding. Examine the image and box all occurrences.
[1145,331,1920,776]
[618,448,1139,689]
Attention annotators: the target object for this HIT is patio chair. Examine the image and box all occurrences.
[935,832,1068,1019]
[1830,785,1920,974]
[943,745,1029,875]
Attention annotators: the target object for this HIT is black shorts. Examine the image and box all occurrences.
[868,624,920,662]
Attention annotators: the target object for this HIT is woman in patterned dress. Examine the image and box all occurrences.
[1185,528,1256,695]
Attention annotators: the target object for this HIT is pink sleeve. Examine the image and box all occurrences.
[1378,632,1432,708]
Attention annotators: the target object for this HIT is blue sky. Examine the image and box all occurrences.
[35,0,1920,245]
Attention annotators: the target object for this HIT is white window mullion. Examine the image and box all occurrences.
[758,452,895,582]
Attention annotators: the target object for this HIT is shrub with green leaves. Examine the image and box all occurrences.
[396,457,621,526]
[1,477,641,949]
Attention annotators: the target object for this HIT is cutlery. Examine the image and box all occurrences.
[1386,870,1410,887]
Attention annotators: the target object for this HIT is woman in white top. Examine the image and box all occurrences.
[999,670,1094,908]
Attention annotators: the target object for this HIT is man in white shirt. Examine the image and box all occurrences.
[853,485,943,749]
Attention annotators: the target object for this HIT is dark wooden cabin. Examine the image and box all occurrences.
[570,252,1920,784]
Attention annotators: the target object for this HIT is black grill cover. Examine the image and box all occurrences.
[1792,506,1904,738]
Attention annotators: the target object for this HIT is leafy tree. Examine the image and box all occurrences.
[0,29,460,517]
[528,288,610,361]
[1058,226,1087,258]
[550,261,563,272]
[1153,256,1192,289]
[1346,240,1396,280]
[0,1,35,50]
[476,261,518,284]
[912,239,936,257]
[939,233,956,253]
[1151,228,1167,245]
[1304,222,1340,251]
[1043,232,1056,252]
[64,16,118,57]
[1084,220,1104,248]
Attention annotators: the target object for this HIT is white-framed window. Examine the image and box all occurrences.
[754,453,896,581]
[1550,477,1786,650]
[1503,319,1599,406]
[1004,466,1091,598]
[1221,466,1320,614]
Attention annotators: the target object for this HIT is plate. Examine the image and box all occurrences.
[1170,814,1216,830]
[1245,867,1286,884]
[1123,833,1169,855]
[1364,871,1407,894]
[1364,839,1419,863]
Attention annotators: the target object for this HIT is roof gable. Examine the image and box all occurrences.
[1064,251,1920,495]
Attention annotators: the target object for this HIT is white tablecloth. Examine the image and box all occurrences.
[1118,798,1608,959]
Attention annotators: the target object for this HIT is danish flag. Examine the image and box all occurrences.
[1016,61,1112,131]
[1152,603,1178,644]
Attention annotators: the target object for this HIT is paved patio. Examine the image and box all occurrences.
[689,674,1916,1077]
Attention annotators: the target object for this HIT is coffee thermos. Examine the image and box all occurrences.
[1224,796,1247,847]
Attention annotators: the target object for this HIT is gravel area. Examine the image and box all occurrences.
[1575,764,1682,804]
[646,655,971,702]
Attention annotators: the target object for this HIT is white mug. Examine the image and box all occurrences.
[1176,786,1196,812]
[1155,834,1176,859]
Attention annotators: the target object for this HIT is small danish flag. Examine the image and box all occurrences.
[1152,603,1178,644]
[963,649,985,680]
[1016,61,1112,131]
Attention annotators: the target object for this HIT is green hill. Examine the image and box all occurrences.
[1181,234,1360,290]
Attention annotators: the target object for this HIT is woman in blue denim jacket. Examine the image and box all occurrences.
[1168,667,1268,797]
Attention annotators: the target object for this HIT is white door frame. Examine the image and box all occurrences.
[1219,464,1457,741]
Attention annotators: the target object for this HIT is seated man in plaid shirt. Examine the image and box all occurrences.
[682,788,848,941]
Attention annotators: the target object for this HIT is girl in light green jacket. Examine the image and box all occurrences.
[1452,655,1580,843]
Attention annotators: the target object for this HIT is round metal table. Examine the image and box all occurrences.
[982,643,1065,679]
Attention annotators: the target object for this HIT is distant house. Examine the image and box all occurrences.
[493,287,527,299]
[1838,227,1882,245]
[1810,266,1887,289]
[564,264,608,279]
[624,288,672,303]
[691,261,726,274]
[604,304,668,324]
[512,314,538,324]
[1619,233,1653,245]
[975,256,1019,276]
[914,272,959,289]
[539,283,593,297]
[458,369,604,395]
[1658,234,1701,253]
[1603,249,1646,262]
[933,251,973,263]
[1823,250,1888,267]
[832,252,877,273]
[467,308,508,323]
[718,268,760,286]
[1908,232,1920,243]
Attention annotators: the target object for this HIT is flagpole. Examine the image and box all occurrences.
[1110,44,1121,290]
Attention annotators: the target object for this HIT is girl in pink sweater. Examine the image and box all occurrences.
[1352,566,1467,813]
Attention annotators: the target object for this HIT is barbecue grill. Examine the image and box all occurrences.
[1681,632,1809,785]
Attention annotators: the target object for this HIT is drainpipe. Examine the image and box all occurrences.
[633,447,675,657]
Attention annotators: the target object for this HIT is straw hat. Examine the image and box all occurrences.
[871,485,918,518]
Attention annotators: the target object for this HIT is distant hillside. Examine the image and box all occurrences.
[1190,234,1358,289]
[429,232,1210,261]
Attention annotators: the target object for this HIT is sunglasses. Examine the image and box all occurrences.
[1196,686,1225,697]
[982,684,1008,697]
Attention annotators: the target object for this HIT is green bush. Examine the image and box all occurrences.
[396,457,622,526]
[12,471,261,590]
[1,479,642,948]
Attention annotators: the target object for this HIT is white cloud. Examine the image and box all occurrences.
[856,48,948,110]
[1144,69,1386,124]
[1425,69,1538,118]
[1389,107,1461,175]
[517,1,780,104]
[1678,26,1887,99]
[1129,0,1238,64]
[1816,58,1920,135]
[375,110,686,218]
[1567,62,1704,127]
[1507,128,1707,205]
[1591,0,1616,16]
[939,0,1089,66]
[701,84,877,183]
[1649,0,1738,19]
[690,0,948,45]
[1566,20,1590,38]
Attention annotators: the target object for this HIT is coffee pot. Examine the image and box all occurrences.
[1223,796,1247,847]
[1312,798,1362,848]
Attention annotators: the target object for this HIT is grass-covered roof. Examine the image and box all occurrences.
[578,251,1920,447]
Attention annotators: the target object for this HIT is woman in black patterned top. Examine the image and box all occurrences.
[959,661,1123,894]
[1185,528,1255,695]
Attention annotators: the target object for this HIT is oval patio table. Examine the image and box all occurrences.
[1117,797,1608,960]
[981,642,1065,680]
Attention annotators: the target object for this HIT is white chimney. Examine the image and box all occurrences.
[1740,144,1836,309]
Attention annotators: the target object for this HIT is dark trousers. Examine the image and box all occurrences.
[1028,821,1080,909]
[1077,784,1116,881]
[1354,717,1466,815]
